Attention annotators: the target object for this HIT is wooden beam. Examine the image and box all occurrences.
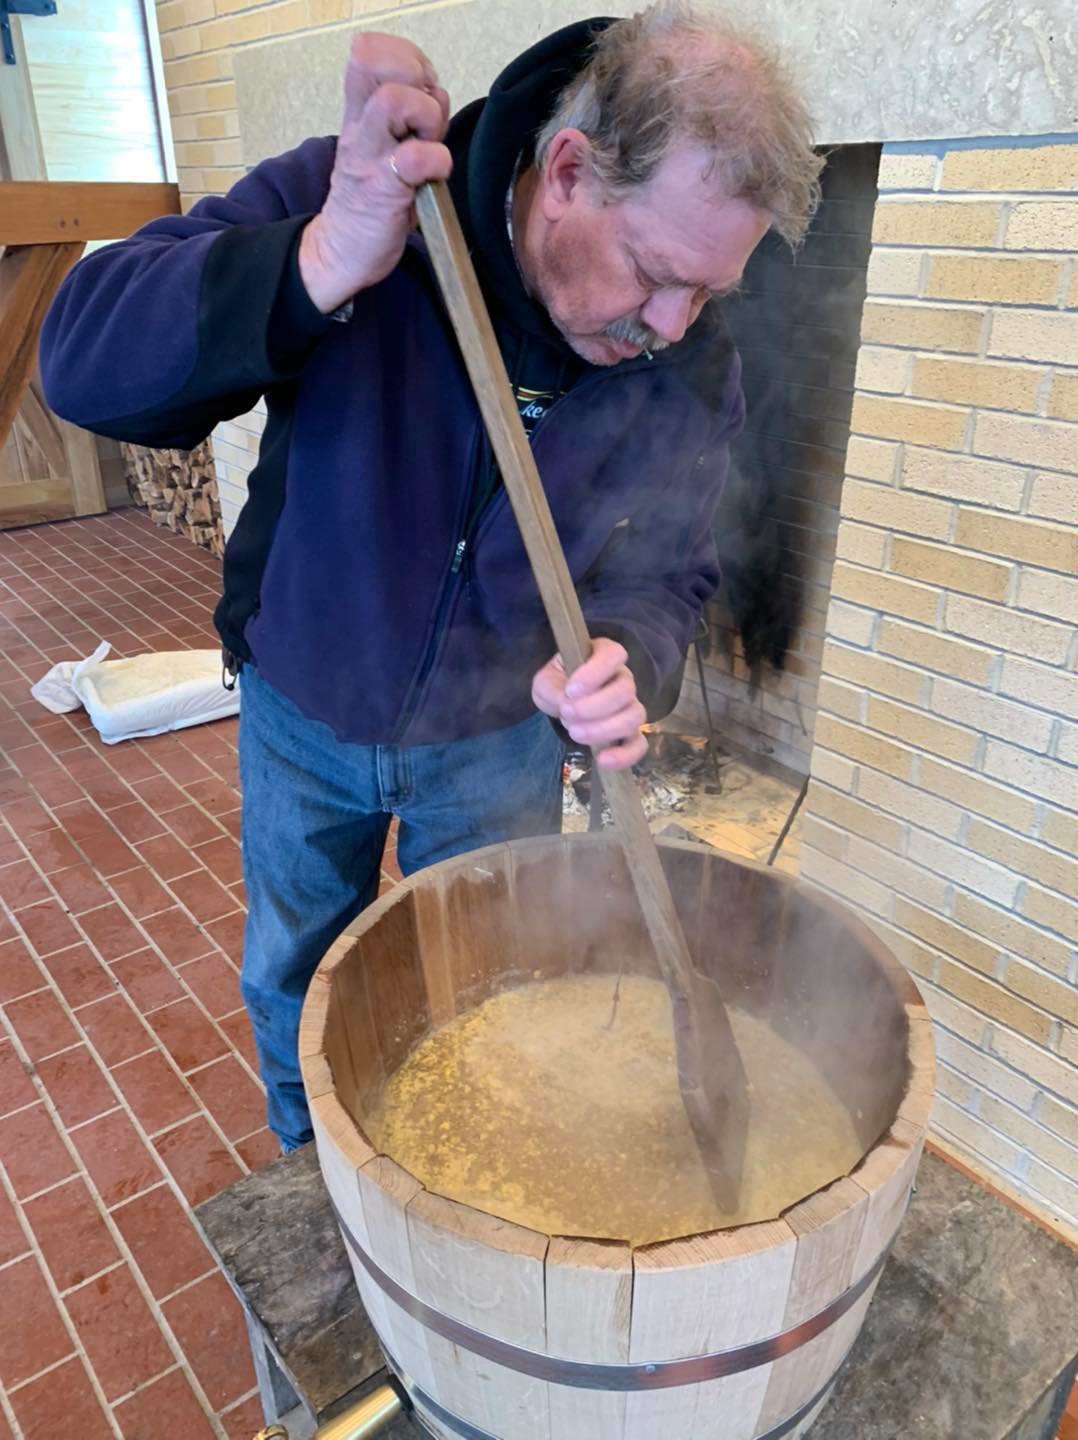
[0,240,84,448]
[0,182,182,245]
[17,375,67,477]
[0,475,74,528]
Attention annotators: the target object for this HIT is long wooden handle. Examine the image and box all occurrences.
[415,180,698,1004]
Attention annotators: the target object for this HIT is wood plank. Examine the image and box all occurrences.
[546,1236,632,1440]
[0,241,84,448]
[357,1154,439,1398]
[0,16,47,181]
[625,1220,797,1440]
[59,416,106,517]
[755,1177,868,1432]
[0,181,181,245]
[0,475,74,527]
[406,1188,550,1440]
[18,376,67,477]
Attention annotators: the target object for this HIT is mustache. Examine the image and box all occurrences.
[602,314,671,352]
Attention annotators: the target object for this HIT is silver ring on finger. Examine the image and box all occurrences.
[387,152,409,187]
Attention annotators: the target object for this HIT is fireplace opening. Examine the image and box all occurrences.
[675,143,884,781]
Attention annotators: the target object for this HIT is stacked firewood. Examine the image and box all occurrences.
[121,441,224,557]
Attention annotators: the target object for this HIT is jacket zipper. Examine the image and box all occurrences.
[393,350,663,742]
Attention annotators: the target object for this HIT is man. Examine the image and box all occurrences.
[41,3,822,1151]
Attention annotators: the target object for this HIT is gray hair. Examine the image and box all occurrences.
[534,2,824,248]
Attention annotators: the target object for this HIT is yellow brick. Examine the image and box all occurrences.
[810,748,858,794]
[935,1029,1037,1108]
[169,113,198,142]
[201,10,272,47]
[968,819,1078,899]
[1047,374,1078,422]
[1070,269,1078,308]
[988,308,1078,365]
[890,538,1011,601]
[948,592,1070,662]
[854,345,911,395]
[932,677,1053,751]
[873,200,1002,248]
[979,1097,1078,1179]
[935,1066,976,1108]
[799,848,891,916]
[877,618,995,685]
[167,80,235,116]
[921,755,1037,833]
[174,140,218,167]
[831,562,940,625]
[859,768,963,839]
[310,0,351,17]
[268,0,310,35]
[1004,961,1078,1027]
[822,641,927,705]
[893,898,999,974]
[1028,472,1078,525]
[921,980,991,1045]
[847,835,951,910]
[990,1028,1078,1105]
[161,26,201,59]
[211,0,250,13]
[877,151,939,191]
[835,521,888,569]
[813,715,915,781]
[866,248,924,297]
[806,782,905,850]
[910,358,1042,413]
[1005,202,1078,252]
[899,447,1026,510]
[974,411,1078,477]
[1023,885,1078,945]
[927,255,1063,306]
[800,813,848,861]
[941,143,1078,193]
[1039,1095,1078,1148]
[908,827,1020,906]
[827,600,877,647]
[165,51,233,86]
[1027,1161,1078,1223]
[953,510,1078,573]
[816,676,864,723]
[155,0,186,30]
[1041,808,1078,856]
[956,893,1072,981]
[845,436,899,483]
[867,695,979,764]
[842,480,954,541]
[850,394,967,450]
[1015,569,1078,627]
[937,959,1054,1043]
[195,112,240,139]
[860,301,983,354]
[984,741,1078,812]
[867,917,938,981]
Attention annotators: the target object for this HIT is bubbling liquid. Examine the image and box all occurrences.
[367,974,865,1245]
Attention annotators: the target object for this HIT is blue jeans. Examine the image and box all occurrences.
[238,666,565,1150]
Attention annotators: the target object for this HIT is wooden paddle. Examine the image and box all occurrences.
[415,179,749,1210]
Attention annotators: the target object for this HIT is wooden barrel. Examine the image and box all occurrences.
[300,834,934,1440]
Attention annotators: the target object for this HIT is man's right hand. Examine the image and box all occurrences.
[299,33,452,315]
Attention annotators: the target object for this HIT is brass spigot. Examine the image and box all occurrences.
[253,1382,404,1440]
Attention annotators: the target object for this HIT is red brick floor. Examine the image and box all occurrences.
[0,511,400,1438]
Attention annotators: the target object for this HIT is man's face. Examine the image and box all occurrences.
[531,141,771,367]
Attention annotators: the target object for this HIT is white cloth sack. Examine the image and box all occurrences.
[31,642,239,744]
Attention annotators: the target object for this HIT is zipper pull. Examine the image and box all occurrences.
[451,538,467,574]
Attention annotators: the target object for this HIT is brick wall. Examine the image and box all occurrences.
[676,145,880,776]
[801,138,1078,1236]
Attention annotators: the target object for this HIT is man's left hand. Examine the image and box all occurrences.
[532,638,648,771]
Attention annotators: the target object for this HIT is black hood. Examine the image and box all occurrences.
[446,18,615,351]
